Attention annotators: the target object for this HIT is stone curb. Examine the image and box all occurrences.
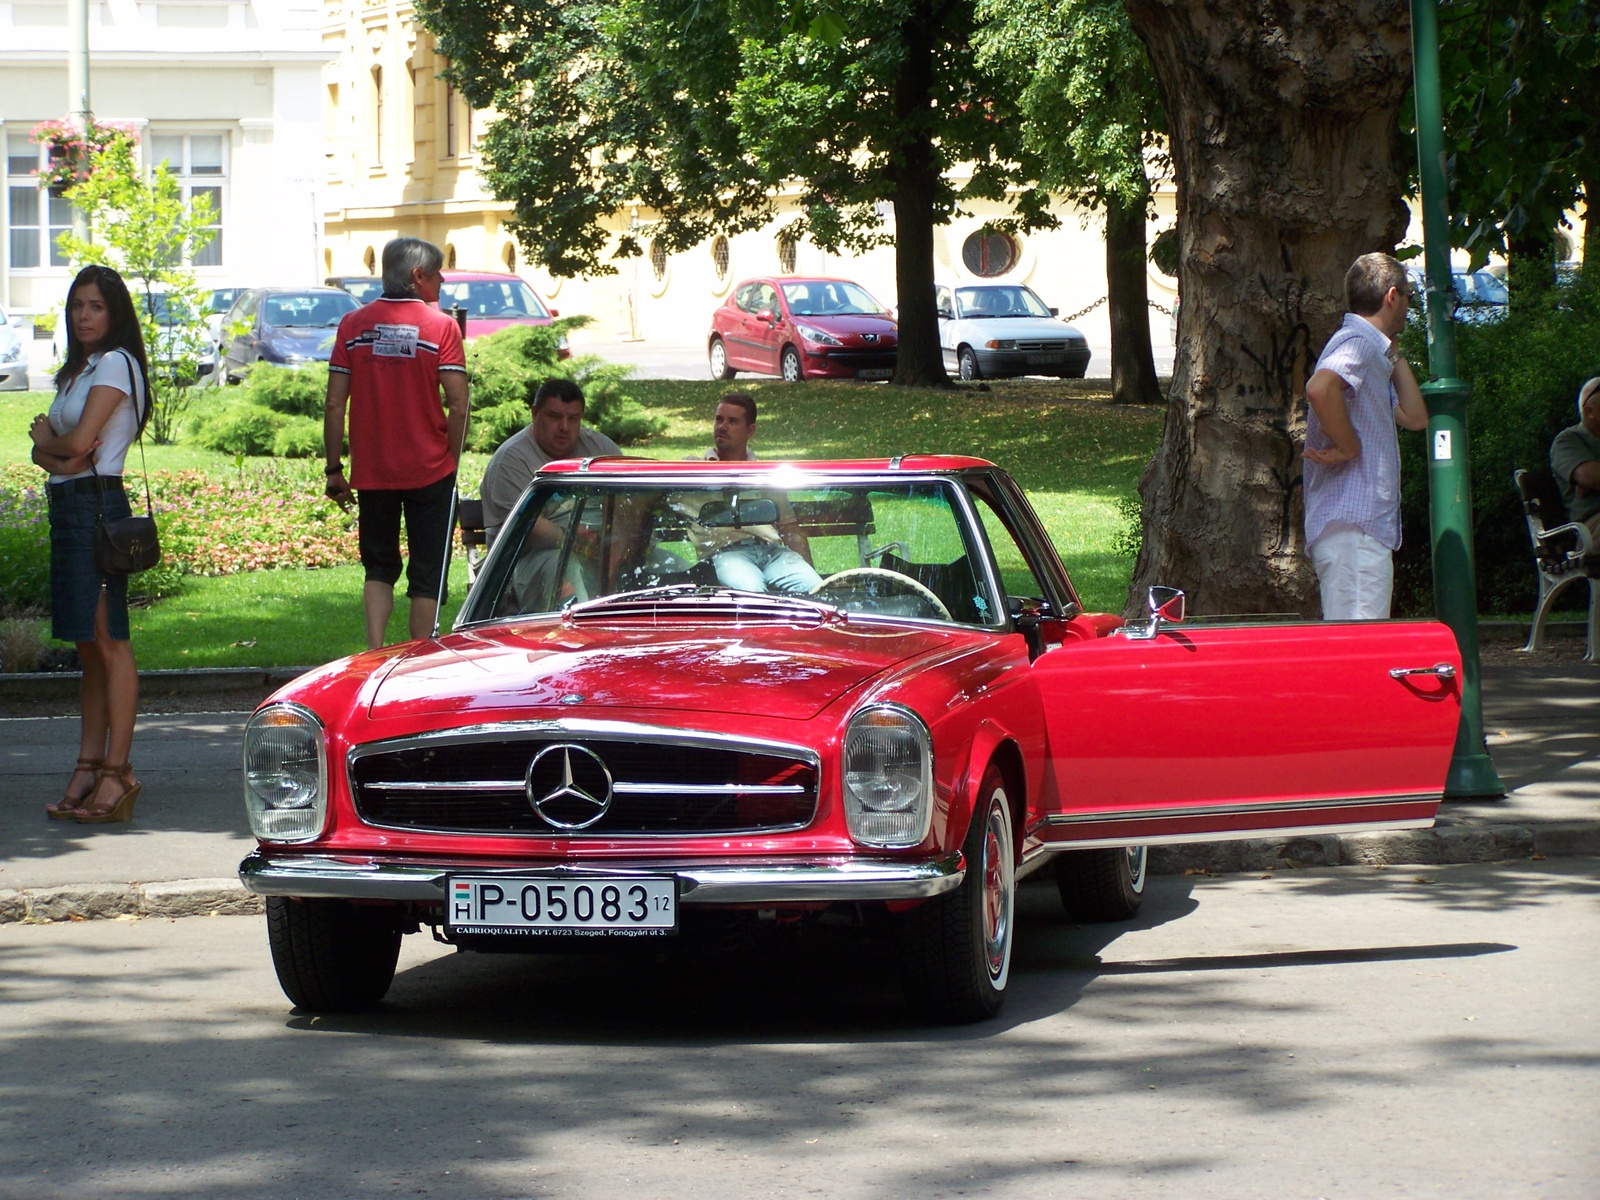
[1148,821,1600,874]
[0,667,311,701]
[0,878,263,924]
[3,822,1596,925]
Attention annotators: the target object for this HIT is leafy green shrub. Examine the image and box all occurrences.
[241,362,330,418]
[1393,274,1600,616]
[192,402,290,456]
[0,472,50,613]
[271,415,325,459]
[465,320,667,451]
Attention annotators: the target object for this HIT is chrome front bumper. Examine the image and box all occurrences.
[238,850,965,905]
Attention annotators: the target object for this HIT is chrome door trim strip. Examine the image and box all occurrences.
[1026,792,1440,835]
[1019,818,1435,866]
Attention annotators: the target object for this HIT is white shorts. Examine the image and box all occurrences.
[1309,522,1393,620]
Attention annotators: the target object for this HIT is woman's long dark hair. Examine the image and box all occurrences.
[54,265,154,436]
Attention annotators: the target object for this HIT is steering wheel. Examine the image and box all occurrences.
[810,567,952,621]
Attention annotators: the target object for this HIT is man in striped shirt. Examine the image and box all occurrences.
[324,237,470,648]
[1302,253,1430,620]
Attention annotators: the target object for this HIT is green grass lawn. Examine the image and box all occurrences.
[3,379,1161,669]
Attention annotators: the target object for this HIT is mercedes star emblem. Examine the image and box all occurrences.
[526,743,614,830]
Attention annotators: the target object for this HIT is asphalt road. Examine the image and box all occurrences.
[1,860,1593,1199]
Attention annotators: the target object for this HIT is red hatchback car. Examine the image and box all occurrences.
[709,277,898,382]
[239,456,1462,1022]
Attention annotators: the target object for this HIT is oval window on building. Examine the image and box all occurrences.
[362,246,376,274]
[777,234,797,275]
[962,231,1017,278]
[711,235,730,282]
[502,242,517,271]
[650,239,668,282]
[445,244,458,269]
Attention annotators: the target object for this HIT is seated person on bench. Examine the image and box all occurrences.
[1551,376,1600,552]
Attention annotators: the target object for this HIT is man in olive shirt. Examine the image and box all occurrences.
[479,379,620,547]
[1550,376,1600,548]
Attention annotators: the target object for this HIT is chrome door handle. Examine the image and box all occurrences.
[1389,663,1457,680]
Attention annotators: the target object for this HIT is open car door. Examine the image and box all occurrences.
[1029,614,1462,848]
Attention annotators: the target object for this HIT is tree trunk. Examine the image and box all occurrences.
[1121,0,1414,616]
[1105,192,1163,406]
[892,170,950,387]
[888,0,951,388]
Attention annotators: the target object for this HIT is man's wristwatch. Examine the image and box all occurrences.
[324,463,344,476]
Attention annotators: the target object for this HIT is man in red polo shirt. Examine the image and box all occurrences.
[323,237,470,648]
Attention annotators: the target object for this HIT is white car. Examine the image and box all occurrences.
[53,288,215,381]
[936,283,1091,380]
[0,305,30,391]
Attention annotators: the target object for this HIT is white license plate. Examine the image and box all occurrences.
[448,876,677,937]
[855,368,893,380]
[1026,353,1066,365]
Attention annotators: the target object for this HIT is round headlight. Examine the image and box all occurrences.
[842,704,933,848]
[243,703,327,841]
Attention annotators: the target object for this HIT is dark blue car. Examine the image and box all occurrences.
[221,287,360,383]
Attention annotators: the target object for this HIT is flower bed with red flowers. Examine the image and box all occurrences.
[0,460,361,612]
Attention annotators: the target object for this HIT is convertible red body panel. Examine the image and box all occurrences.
[239,457,1466,1019]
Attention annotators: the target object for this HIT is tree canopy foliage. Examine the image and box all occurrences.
[1430,0,1599,280]
[416,0,1055,383]
[974,0,1168,403]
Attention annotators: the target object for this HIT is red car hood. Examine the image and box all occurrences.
[791,313,898,341]
[368,619,963,721]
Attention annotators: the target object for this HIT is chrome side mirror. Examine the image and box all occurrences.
[1117,585,1187,640]
[1147,585,1185,624]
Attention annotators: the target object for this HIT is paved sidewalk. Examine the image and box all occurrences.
[1,660,1595,922]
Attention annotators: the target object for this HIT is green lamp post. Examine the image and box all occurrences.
[1410,0,1505,798]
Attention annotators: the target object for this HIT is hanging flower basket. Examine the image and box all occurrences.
[29,118,138,190]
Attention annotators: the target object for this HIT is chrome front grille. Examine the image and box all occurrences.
[349,730,818,836]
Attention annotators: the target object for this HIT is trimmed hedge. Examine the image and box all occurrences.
[1393,274,1600,616]
[189,318,667,461]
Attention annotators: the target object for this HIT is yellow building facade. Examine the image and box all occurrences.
[319,0,1176,356]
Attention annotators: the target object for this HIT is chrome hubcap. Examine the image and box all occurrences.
[1126,845,1147,894]
[783,353,799,381]
[981,798,1012,981]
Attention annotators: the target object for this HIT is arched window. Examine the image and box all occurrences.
[711,235,730,282]
[324,248,334,275]
[962,231,1017,278]
[362,245,376,274]
[650,239,668,282]
[445,243,457,269]
[502,242,517,271]
[777,234,796,275]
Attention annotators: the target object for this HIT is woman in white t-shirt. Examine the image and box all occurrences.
[30,265,152,824]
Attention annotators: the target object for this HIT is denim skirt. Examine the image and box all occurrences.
[48,482,132,643]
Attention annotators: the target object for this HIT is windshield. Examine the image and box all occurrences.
[955,286,1053,319]
[139,293,198,324]
[261,292,359,328]
[342,279,384,304]
[208,288,243,314]
[465,479,999,627]
[780,281,886,317]
[438,279,550,320]
[1469,272,1508,304]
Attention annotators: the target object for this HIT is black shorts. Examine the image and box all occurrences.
[357,473,456,600]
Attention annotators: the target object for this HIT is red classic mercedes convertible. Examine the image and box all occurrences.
[240,457,1463,1021]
